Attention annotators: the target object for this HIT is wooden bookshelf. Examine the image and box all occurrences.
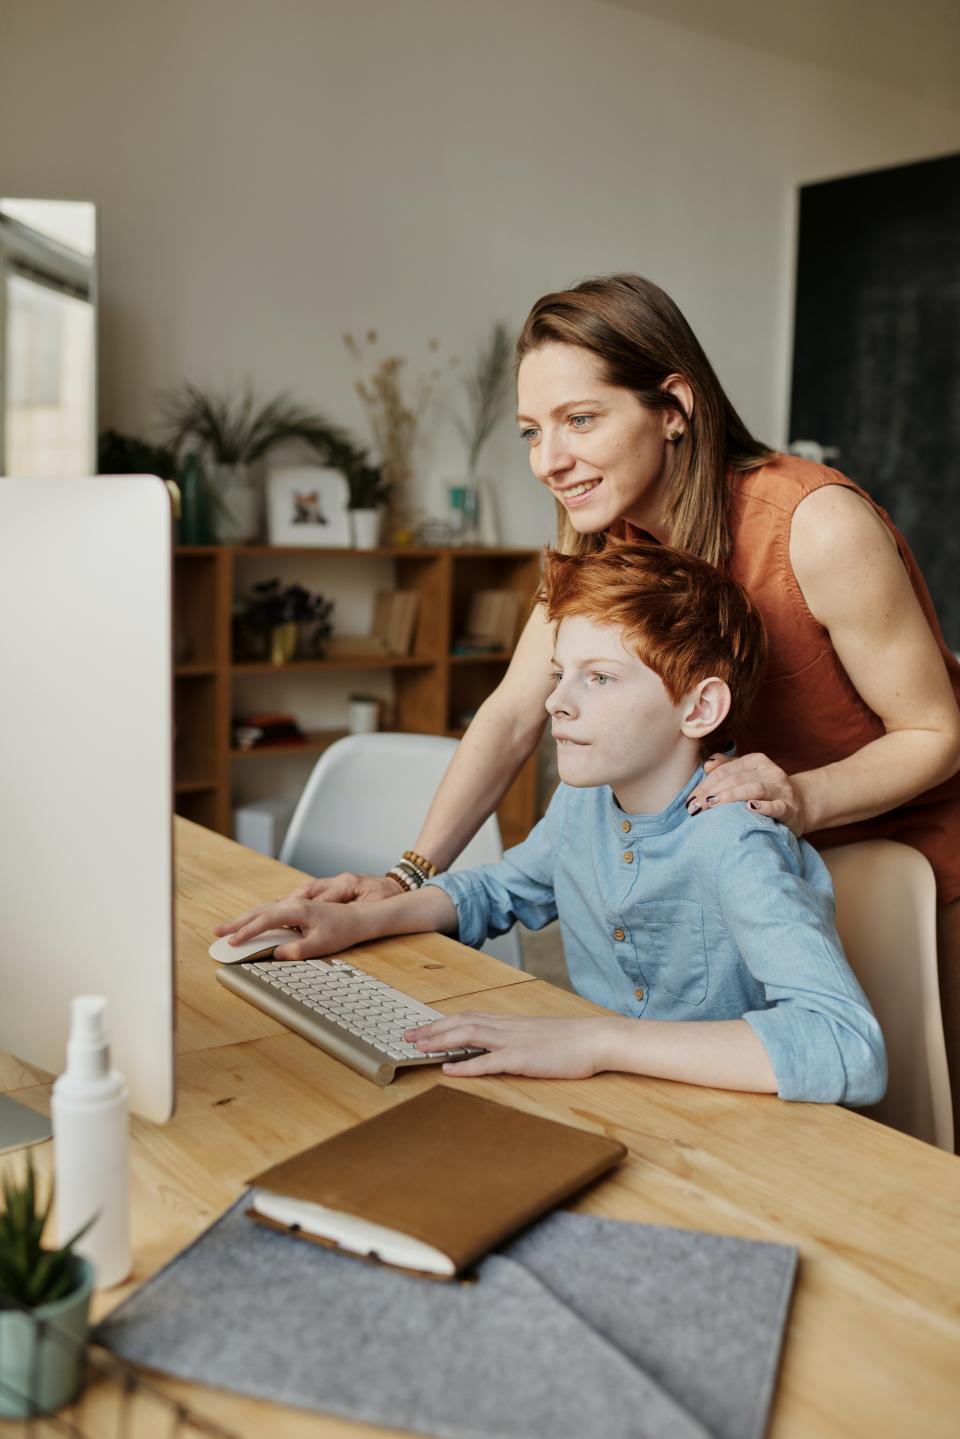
[173,544,542,850]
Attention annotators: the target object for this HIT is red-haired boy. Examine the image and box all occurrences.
[217,543,886,1103]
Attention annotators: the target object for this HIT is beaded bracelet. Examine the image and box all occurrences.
[398,857,429,885]
[403,849,439,878]
[384,866,414,892]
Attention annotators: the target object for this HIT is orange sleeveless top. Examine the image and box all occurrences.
[728,454,960,901]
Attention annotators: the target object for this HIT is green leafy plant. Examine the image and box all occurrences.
[453,322,513,475]
[158,381,365,471]
[98,429,179,480]
[0,1153,92,1310]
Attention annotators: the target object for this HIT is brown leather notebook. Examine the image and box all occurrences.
[246,1085,626,1280]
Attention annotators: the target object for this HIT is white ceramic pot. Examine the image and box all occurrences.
[348,696,379,734]
[210,463,260,544]
[351,508,382,549]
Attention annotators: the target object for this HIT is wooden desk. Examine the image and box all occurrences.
[3,818,959,1438]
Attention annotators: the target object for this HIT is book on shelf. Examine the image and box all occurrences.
[453,589,522,655]
[326,590,421,659]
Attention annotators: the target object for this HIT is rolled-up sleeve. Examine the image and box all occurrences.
[716,823,888,1106]
[425,795,563,949]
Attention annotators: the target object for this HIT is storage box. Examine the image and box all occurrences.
[233,800,297,858]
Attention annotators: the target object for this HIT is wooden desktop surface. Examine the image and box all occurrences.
[3,817,959,1438]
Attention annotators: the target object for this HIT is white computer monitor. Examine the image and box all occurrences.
[0,475,175,1150]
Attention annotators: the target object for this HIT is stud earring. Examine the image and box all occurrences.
[668,429,683,442]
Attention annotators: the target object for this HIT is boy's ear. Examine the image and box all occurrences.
[679,677,731,740]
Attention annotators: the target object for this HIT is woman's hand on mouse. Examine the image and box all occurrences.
[685,752,811,835]
[212,898,363,960]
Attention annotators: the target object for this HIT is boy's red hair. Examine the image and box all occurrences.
[542,540,767,753]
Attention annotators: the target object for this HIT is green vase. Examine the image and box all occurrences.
[0,1257,94,1419]
[179,453,214,546]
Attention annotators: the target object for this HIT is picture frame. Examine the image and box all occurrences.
[266,466,351,547]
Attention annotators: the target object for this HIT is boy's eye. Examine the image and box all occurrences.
[550,671,563,686]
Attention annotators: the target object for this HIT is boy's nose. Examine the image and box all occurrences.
[546,682,575,718]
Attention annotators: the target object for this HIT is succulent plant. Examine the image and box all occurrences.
[0,1152,92,1310]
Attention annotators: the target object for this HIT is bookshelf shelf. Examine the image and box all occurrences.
[173,544,541,847]
[232,655,436,675]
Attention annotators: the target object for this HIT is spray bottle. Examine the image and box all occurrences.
[51,995,131,1288]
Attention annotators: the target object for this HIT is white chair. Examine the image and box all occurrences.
[280,733,524,968]
[820,840,953,1151]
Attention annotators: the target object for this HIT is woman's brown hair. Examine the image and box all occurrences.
[516,275,774,567]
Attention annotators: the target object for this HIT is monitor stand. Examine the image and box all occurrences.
[0,1094,52,1155]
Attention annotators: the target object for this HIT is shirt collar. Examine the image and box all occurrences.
[608,766,704,839]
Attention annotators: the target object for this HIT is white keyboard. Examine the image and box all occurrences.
[215,956,485,1086]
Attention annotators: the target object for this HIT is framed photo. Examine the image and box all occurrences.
[266,466,351,547]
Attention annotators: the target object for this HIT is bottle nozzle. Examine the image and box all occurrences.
[66,995,110,1079]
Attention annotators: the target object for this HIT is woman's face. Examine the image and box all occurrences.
[516,343,678,537]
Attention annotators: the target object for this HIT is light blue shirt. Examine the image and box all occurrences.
[428,767,887,1105]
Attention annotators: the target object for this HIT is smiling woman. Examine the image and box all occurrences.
[262,273,960,1147]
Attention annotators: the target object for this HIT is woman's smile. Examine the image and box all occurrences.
[554,478,603,507]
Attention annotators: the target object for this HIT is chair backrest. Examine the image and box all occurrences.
[280,733,524,968]
[820,840,953,1151]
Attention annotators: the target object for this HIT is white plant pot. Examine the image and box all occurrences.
[211,463,260,544]
[351,508,382,549]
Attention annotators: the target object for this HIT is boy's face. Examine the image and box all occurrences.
[545,614,688,800]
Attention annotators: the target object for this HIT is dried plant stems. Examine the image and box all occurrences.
[454,322,513,475]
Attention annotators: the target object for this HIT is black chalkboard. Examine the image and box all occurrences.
[789,152,960,647]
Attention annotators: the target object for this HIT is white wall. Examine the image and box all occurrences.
[2,0,959,547]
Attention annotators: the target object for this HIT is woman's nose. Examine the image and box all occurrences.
[531,428,574,483]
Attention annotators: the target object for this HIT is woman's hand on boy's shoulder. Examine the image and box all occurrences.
[403,1013,614,1079]
[686,752,812,835]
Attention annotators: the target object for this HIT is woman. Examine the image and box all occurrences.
[300,275,960,1136]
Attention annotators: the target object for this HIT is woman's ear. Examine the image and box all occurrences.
[661,375,694,439]
[679,677,731,741]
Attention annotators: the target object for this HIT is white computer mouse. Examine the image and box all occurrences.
[208,929,299,964]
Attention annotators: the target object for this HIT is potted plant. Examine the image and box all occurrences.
[450,322,512,545]
[0,1152,95,1419]
[159,383,366,545]
[345,459,390,548]
[233,580,335,664]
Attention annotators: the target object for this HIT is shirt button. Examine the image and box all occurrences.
[613,927,626,941]
[623,851,634,864]
[634,987,645,1001]
[621,820,630,833]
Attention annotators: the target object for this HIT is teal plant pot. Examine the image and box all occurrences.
[0,1257,93,1418]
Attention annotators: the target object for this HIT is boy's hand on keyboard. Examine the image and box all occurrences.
[403,1013,612,1080]
[213,897,363,960]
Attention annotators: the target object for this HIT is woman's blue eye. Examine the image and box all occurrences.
[550,671,563,686]
[570,414,594,428]
[519,427,539,444]
[590,673,610,685]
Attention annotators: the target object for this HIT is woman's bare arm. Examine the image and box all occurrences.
[687,485,960,830]
[410,602,554,870]
[289,602,555,901]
